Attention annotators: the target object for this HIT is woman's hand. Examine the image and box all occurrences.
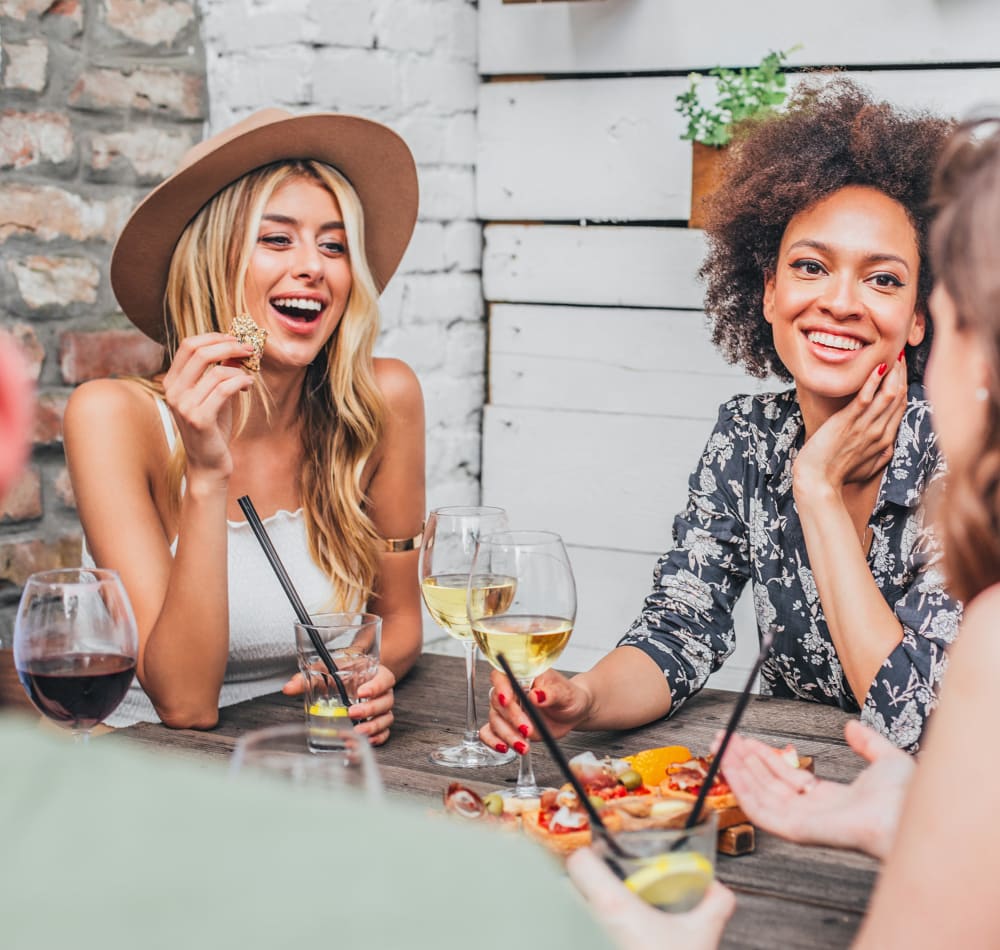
[282,663,396,746]
[719,720,914,860]
[793,356,907,495]
[351,664,396,745]
[479,668,593,754]
[566,847,735,950]
[161,333,256,480]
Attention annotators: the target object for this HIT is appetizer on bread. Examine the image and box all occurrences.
[231,313,267,373]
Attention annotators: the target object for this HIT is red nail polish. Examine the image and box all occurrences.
[513,741,527,755]
[898,348,905,362]
[534,689,547,703]
[497,693,507,708]
[518,723,530,738]
[495,742,508,754]
[877,362,887,376]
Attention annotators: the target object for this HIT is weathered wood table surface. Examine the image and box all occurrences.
[113,652,876,949]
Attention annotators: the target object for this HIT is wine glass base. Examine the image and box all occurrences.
[497,783,553,801]
[430,741,517,769]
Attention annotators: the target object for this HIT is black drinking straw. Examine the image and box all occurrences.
[496,652,631,871]
[237,495,354,713]
[682,629,777,832]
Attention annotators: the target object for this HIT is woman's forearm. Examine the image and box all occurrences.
[573,646,674,731]
[141,475,232,727]
[377,611,422,682]
[795,481,902,706]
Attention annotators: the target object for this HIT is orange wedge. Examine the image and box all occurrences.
[625,746,693,788]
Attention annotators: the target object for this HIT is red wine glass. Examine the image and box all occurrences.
[14,568,138,742]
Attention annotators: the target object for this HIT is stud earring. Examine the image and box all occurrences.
[975,387,989,402]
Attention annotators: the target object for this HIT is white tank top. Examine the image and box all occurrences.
[85,398,336,727]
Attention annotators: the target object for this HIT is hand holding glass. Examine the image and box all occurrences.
[14,568,138,740]
[294,612,380,752]
[467,530,576,798]
[591,812,718,913]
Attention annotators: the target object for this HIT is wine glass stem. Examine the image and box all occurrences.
[515,678,538,795]
[461,640,480,747]
[73,730,91,745]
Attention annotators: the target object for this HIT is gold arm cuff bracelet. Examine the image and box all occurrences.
[382,525,423,553]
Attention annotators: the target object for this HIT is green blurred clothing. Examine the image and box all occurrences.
[0,717,610,950]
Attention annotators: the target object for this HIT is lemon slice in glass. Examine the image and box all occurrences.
[623,852,713,912]
[308,699,350,719]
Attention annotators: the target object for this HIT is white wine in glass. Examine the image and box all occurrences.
[470,616,573,683]
[468,530,576,799]
[421,574,516,642]
[420,507,517,768]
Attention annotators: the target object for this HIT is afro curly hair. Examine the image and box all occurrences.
[700,76,953,383]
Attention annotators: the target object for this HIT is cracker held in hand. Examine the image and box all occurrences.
[231,314,267,372]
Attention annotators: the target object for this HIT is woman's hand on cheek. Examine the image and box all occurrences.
[794,356,908,496]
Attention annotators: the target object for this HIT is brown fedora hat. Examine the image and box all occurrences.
[110,108,419,343]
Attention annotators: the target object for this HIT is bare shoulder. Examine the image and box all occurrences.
[64,378,163,460]
[65,377,156,429]
[961,583,1000,623]
[951,584,1000,660]
[373,357,423,415]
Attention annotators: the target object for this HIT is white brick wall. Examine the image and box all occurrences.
[197,0,483,522]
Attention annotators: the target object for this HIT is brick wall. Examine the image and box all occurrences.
[0,0,483,653]
[0,0,206,646]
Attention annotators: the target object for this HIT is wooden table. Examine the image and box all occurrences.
[113,653,876,949]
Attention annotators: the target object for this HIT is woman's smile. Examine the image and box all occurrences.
[268,293,329,335]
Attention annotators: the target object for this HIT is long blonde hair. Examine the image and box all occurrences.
[929,117,1000,603]
[154,160,385,610]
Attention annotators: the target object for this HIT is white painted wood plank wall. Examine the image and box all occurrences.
[478,70,1000,221]
[476,2,1000,689]
[480,0,1000,74]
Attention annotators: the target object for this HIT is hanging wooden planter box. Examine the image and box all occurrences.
[689,142,729,229]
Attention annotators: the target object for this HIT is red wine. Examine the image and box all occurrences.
[17,652,136,729]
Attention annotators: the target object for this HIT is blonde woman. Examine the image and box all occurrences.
[64,111,425,741]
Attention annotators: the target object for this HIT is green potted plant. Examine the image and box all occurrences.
[676,47,798,227]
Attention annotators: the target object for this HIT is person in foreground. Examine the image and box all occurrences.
[484,79,959,756]
[570,112,1000,949]
[63,110,426,738]
[0,334,32,498]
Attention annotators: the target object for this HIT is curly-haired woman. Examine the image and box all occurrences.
[483,79,960,754]
[64,111,425,739]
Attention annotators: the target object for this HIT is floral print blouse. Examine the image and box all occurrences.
[619,385,960,752]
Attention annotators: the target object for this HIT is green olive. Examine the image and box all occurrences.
[483,793,504,817]
[619,768,643,791]
[588,794,605,812]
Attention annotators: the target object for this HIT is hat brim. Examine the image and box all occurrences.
[110,111,418,343]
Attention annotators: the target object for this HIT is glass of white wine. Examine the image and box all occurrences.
[420,507,517,768]
[468,530,576,799]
